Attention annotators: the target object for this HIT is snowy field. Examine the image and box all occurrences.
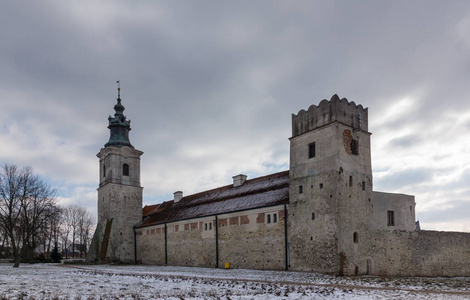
[0,263,469,299]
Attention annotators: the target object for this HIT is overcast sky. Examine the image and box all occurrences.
[1,1,469,232]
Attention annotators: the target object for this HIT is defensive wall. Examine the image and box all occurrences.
[371,230,470,277]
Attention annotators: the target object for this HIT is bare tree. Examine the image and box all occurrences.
[20,175,57,263]
[77,208,95,257]
[0,165,29,267]
[60,208,72,259]
[0,164,56,267]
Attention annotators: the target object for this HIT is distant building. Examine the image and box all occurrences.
[87,93,470,276]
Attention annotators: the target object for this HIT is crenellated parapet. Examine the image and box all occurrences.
[292,94,368,137]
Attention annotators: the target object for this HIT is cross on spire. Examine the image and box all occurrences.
[117,80,121,99]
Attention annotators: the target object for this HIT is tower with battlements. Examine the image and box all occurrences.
[288,94,373,275]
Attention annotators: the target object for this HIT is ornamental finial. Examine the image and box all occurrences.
[117,80,121,99]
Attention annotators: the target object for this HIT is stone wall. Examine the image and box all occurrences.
[372,192,415,231]
[136,205,287,270]
[371,230,470,277]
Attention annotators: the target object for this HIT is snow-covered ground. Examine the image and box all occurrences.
[0,263,469,299]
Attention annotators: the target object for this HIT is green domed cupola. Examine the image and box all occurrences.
[105,84,134,149]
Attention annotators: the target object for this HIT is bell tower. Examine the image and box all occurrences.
[87,85,143,263]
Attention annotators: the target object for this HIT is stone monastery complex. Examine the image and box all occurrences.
[88,92,470,277]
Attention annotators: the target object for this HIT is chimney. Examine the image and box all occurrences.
[232,174,247,187]
[174,191,183,203]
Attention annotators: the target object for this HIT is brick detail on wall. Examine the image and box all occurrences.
[219,218,227,227]
[257,213,265,224]
[240,215,249,225]
[151,229,155,235]
[174,225,179,232]
[343,129,353,154]
[230,216,239,226]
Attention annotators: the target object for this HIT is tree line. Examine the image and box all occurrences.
[0,164,95,267]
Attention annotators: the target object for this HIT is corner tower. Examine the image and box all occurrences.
[88,87,143,263]
[288,95,373,275]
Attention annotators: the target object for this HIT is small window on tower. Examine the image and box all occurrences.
[387,211,395,226]
[308,142,316,158]
[351,139,359,155]
[299,185,303,194]
[123,164,129,176]
[103,165,106,178]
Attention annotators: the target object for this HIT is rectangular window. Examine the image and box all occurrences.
[308,142,316,158]
[351,139,359,155]
[387,211,395,226]
[299,185,303,194]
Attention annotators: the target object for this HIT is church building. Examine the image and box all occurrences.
[87,91,470,277]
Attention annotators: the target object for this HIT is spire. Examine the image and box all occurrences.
[104,82,134,149]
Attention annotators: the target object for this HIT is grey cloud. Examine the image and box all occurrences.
[1,1,470,230]
[375,168,434,191]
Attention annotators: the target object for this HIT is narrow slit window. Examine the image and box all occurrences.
[299,185,303,194]
[209,222,212,230]
[204,223,208,230]
[312,212,315,220]
[103,165,106,178]
[353,232,359,243]
[349,176,353,187]
[387,211,395,226]
[308,142,316,158]
[123,163,129,176]
[267,214,271,224]
[362,181,365,191]
[273,213,277,223]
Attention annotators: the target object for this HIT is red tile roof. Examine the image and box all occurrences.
[137,170,289,228]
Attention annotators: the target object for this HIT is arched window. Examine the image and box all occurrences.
[353,232,359,243]
[267,214,271,224]
[123,164,129,176]
[273,213,277,223]
[103,165,106,178]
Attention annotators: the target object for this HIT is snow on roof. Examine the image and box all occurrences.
[137,170,289,228]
